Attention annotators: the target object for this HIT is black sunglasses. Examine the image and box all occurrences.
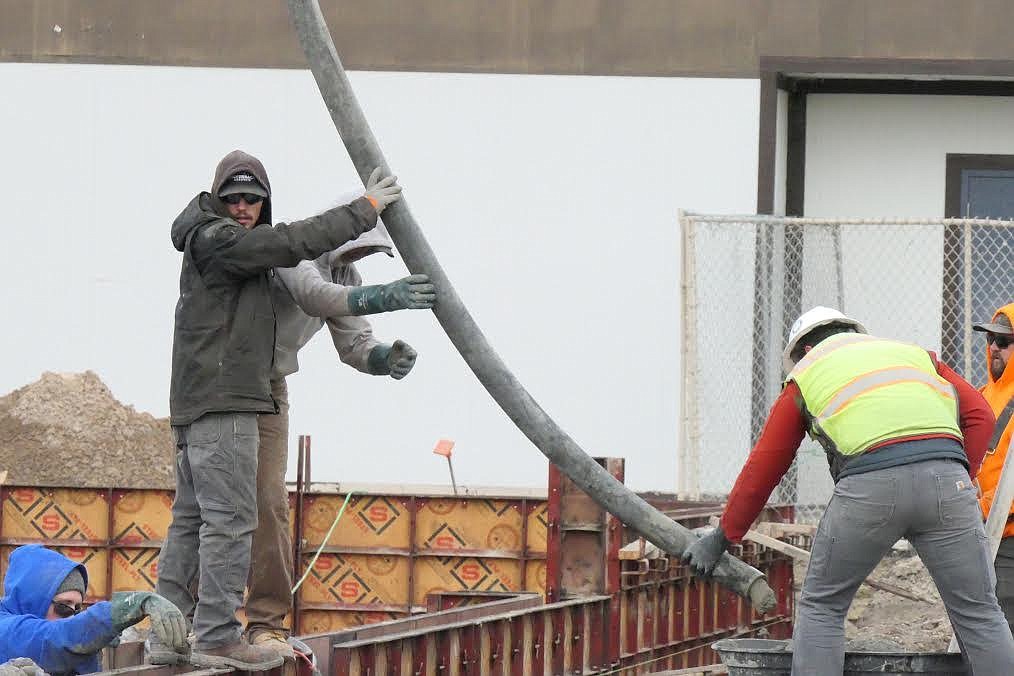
[988,333,1014,349]
[51,600,83,618]
[220,193,264,205]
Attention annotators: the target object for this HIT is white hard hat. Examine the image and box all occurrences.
[782,306,867,373]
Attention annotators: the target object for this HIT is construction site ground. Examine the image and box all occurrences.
[794,549,951,652]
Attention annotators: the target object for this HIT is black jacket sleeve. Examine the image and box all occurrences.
[192,198,377,281]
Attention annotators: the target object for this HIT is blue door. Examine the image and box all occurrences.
[953,168,1014,384]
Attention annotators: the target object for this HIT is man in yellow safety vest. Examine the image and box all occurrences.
[683,306,1014,674]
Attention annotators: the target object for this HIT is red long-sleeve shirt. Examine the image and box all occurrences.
[719,355,995,543]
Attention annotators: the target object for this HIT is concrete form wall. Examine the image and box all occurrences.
[0,483,548,634]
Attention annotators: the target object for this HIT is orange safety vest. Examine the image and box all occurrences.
[977,304,1014,538]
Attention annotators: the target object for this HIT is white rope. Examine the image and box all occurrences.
[291,492,355,594]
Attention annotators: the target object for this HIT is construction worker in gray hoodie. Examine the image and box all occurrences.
[246,200,434,654]
[155,150,401,669]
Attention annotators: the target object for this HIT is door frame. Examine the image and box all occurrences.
[945,154,1014,218]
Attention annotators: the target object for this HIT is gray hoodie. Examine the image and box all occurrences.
[271,200,397,379]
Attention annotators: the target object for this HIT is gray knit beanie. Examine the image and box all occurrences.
[55,568,86,597]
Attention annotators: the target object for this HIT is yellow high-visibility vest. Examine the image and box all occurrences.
[786,333,962,457]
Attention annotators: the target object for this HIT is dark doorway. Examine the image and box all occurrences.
[942,154,1014,385]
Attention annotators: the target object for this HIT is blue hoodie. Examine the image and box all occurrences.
[0,545,116,674]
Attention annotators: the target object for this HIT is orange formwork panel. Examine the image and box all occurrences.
[3,487,110,541]
[298,553,409,610]
[412,556,521,605]
[112,490,173,543]
[526,500,549,553]
[299,608,401,634]
[301,494,411,549]
[415,497,524,554]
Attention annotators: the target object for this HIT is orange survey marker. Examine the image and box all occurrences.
[433,439,454,458]
[433,439,458,495]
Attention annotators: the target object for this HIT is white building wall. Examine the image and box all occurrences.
[803,94,1014,353]
[0,63,759,491]
[805,94,1014,218]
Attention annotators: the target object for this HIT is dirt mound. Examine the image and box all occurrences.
[845,551,950,652]
[0,371,174,488]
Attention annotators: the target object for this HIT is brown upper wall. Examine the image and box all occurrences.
[5,1,1014,77]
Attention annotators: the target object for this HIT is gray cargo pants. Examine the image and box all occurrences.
[156,412,259,649]
[792,459,1014,675]
[996,537,1014,633]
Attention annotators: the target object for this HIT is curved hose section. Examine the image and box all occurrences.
[284,0,775,612]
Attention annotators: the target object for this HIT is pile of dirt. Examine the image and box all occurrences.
[0,371,174,488]
[845,551,950,651]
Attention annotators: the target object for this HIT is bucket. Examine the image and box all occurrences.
[711,638,968,675]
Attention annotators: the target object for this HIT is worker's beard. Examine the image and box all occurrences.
[990,352,1009,381]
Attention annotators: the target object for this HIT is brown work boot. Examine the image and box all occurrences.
[248,628,296,659]
[191,638,284,670]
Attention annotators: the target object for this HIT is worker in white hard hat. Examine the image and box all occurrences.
[682,306,1014,674]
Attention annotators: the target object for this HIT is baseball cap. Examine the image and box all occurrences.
[218,172,268,198]
[973,312,1014,335]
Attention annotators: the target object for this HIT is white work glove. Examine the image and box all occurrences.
[364,167,402,214]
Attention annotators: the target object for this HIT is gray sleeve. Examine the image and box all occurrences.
[326,262,380,371]
[327,314,381,373]
[275,260,353,318]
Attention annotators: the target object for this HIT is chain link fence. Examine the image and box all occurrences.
[679,211,1014,515]
[679,211,1014,607]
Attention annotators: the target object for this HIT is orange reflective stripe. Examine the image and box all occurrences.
[818,366,956,420]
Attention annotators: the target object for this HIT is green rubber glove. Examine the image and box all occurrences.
[0,659,47,676]
[347,274,436,315]
[681,526,730,578]
[368,340,418,379]
[111,591,188,651]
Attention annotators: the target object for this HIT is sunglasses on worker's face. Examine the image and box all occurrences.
[220,193,264,205]
[51,600,83,618]
[988,333,1014,349]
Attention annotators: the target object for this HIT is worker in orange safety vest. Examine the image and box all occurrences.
[973,302,1014,632]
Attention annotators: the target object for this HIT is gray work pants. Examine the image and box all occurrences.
[792,459,1014,675]
[996,537,1014,634]
[156,412,259,649]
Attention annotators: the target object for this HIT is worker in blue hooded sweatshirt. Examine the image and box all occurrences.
[0,545,187,674]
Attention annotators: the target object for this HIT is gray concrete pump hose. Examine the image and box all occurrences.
[285,0,775,613]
